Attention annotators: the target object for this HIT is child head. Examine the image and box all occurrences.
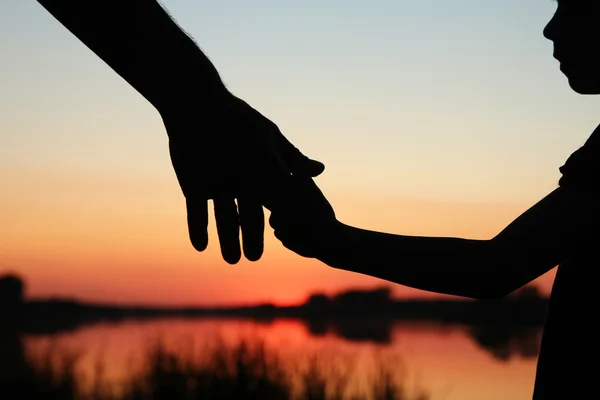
[544,1,600,94]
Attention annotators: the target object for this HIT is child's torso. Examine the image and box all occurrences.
[532,253,598,399]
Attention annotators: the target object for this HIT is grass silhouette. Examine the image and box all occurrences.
[2,336,430,400]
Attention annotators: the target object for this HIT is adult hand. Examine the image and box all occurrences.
[161,94,324,264]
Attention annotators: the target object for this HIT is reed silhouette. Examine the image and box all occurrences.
[0,334,430,400]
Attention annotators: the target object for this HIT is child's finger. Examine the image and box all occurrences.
[273,226,315,258]
[268,207,301,232]
[268,211,281,230]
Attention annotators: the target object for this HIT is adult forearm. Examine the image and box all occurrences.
[37,0,228,111]
[318,223,520,300]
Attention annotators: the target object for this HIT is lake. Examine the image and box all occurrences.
[22,318,541,400]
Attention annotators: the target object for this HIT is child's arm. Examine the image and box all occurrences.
[271,179,599,300]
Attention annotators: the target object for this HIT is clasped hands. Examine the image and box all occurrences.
[161,93,339,263]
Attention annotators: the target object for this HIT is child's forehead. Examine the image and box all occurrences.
[557,0,600,7]
[555,1,600,17]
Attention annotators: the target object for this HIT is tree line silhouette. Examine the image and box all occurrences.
[1,273,548,361]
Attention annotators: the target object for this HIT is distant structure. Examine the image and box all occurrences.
[0,274,27,393]
[0,274,24,330]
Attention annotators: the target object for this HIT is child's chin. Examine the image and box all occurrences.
[565,74,600,95]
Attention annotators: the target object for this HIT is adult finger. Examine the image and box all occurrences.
[237,197,265,262]
[214,198,241,264]
[272,130,325,177]
[186,197,209,252]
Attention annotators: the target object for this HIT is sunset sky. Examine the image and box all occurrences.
[1,0,599,306]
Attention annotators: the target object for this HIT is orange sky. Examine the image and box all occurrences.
[0,166,557,306]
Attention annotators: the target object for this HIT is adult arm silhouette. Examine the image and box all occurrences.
[36,0,324,264]
[270,177,599,299]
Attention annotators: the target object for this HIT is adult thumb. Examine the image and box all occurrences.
[273,131,325,177]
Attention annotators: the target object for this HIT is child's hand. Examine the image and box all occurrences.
[269,176,339,259]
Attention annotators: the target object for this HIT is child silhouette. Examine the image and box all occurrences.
[269,2,600,399]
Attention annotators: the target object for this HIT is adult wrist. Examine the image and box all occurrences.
[156,82,231,119]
